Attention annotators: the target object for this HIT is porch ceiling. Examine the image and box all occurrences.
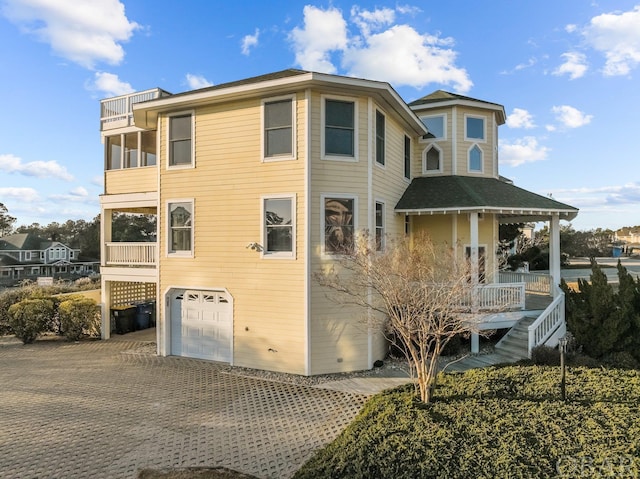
[395,176,578,222]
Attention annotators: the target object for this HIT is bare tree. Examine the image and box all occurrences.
[315,232,483,403]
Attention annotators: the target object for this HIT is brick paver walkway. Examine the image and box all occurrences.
[0,337,367,479]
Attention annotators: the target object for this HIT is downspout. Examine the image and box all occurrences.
[549,213,561,298]
[367,98,374,368]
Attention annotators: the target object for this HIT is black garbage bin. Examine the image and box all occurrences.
[134,302,153,330]
[111,305,136,334]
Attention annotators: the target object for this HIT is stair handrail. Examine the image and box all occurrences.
[526,283,565,357]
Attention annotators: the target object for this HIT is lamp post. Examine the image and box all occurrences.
[559,336,568,401]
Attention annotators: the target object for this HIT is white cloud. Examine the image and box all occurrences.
[0,187,40,203]
[506,108,535,129]
[90,72,134,97]
[499,137,550,166]
[288,5,472,92]
[0,154,73,181]
[69,187,89,198]
[582,6,640,76]
[553,52,588,79]
[551,105,593,128]
[565,24,577,33]
[241,28,260,55]
[2,0,140,69]
[289,5,349,73]
[185,74,213,90]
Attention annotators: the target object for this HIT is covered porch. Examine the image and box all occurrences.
[396,175,579,358]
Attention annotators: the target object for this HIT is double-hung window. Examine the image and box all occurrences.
[263,195,295,257]
[263,97,294,160]
[324,98,355,158]
[169,114,193,167]
[375,110,385,166]
[404,135,411,180]
[168,201,193,255]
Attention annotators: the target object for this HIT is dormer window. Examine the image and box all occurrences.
[465,115,485,141]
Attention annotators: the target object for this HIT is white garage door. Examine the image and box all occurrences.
[170,289,232,362]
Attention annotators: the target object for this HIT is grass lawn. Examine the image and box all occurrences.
[294,366,640,479]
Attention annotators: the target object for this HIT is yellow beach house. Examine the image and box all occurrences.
[99,69,578,375]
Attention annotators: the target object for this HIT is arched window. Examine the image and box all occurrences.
[423,145,442,173]
[469,144,482,172]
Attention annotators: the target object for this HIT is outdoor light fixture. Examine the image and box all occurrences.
[559,336,568,401]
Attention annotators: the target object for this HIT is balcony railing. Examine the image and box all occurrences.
[105,242,156,266]
[100,88,170,130]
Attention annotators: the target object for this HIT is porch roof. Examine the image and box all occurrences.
[395,176,578,223]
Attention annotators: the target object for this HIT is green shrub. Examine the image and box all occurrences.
[530,345,559,366]
[602,351,640,370]
[8,298,55,344]
[294,366,640,479]
[58,297,100,341]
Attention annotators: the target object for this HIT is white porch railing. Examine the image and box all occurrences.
[473,282,526,311]
[100,89,169,130]
[527,283,565,356]
[105,242,156,266]
[498,271,551,295]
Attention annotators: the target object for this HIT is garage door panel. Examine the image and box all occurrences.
[170,289,232,362]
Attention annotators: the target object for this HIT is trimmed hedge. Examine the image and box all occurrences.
[58,296,100,341]
[294,366,640,479]
[8,298,55,344]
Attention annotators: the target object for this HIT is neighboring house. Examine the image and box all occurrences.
[99,69,578,375]
[0,233,98,286]
[614,227,640,254]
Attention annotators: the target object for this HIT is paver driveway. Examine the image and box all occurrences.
[0,337,367,479]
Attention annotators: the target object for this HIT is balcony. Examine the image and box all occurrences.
[100,88,171,131]
[105,242,156,267]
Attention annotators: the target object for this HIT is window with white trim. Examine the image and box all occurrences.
[323,98,356,159]
[404,135,411,180]
[169,114,193,166]
[420,114,446,140]
[323,196,356,254]
[106,130,156,170]
[263,97,294,160]
[168,201,193,254]
[263,195,295,257]
[375,201,385,251]
[469,144,483,172]
[375,110,385,166]
[423,145,442,173]
[465,115,485,141]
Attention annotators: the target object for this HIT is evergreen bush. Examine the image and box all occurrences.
[8,298,55,344]
[58,296,100,341]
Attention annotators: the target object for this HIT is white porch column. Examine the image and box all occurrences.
[549,214,561,297]
[100,208,112,339]
[470,212,480,353]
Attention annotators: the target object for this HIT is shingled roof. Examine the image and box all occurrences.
[395,176,578,222]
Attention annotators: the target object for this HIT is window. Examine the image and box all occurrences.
[469,145,483,172]
[465,115,485,141]
[263,98,294,159]
[106,135,122,170]
[424,145,442,173]
[404,135,411,179]
[169,114,193,166]
[324,99,355,158]
[375,110,385,166]
[124,132,138,168]
[141,130,156,166]
[168,201,193,254]
[323,196,355,254]
[420,114,445,139]
[106,131,156,169]
[375,201,385,251]
[263,196,295,257]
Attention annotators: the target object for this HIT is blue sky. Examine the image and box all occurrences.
[0,0,639,231]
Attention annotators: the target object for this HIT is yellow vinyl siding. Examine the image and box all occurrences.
[158,94,308,375]
[105,167,157,195]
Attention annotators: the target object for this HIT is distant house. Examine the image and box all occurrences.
[99,69,578,375]
[614,228,640,254]
[0,233,98,285]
